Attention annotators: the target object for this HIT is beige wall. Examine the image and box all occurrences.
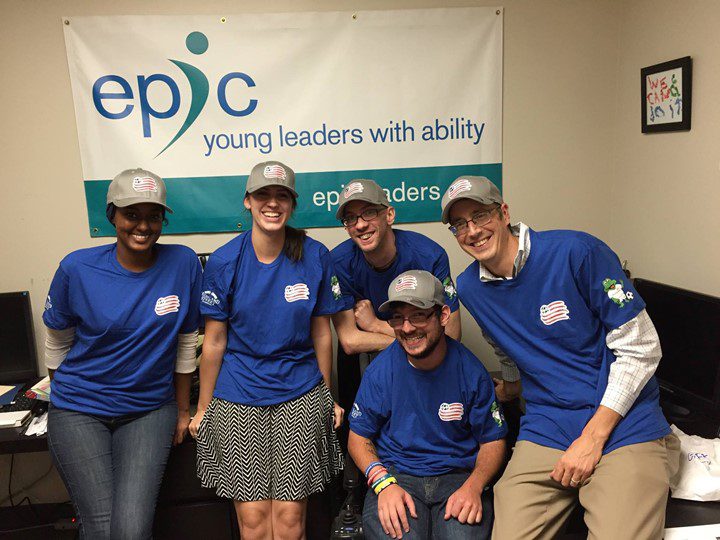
[609,0,720,297]
[0,0,624,378]
[1,0,717,504]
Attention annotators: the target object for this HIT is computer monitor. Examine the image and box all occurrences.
[635,278,720,416]
[0,291,38,384]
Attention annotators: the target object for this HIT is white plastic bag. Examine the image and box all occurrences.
[669,424,720,502]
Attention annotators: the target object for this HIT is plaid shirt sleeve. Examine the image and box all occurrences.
[600,309,662,416]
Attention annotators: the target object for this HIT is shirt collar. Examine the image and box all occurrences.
[478,222,531,282]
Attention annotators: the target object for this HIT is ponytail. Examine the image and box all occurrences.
[284,226,307,262]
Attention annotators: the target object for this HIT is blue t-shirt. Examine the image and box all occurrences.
[330,229,459,316]
[43,244,202,417]
[200,232,346,406]
[457,229,670,453]
[349,339,507,476]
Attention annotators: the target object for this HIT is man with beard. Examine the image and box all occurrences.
[348,270,506,540]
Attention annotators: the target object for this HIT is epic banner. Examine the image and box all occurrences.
[63,9,503,236]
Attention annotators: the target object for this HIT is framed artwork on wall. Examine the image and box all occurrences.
[641,56,692,133]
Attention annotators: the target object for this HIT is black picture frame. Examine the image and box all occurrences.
[641,56,692,133]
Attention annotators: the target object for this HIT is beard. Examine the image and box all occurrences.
[402,330,443,360]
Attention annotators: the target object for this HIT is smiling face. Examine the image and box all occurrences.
[390,303,450,362]
[448,199,513,272]
[244,185,295,234]
[342,200,395,254]
[113,203,163,254]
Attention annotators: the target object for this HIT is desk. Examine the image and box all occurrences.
[0,425,47,455]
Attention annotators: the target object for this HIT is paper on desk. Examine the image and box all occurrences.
[0,410,31,427]
[24,411,48,436]
[0,384,22,406]
[664,523,720,539]
[24,376,51,402]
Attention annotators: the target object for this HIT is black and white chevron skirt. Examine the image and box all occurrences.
[196,382,344,501]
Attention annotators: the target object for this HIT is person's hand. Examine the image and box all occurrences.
[550,432,604,487]
[188,407,206,439]
[444,481,483,524]
[173,409,191,445]
[492,378,520,402]
[333,401,344,430]
[377,484,417,539]
[354,299,380,332]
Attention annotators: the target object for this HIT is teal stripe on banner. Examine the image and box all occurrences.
[85,163,501,237]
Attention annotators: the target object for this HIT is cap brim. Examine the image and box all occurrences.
[441,195,499,223]
[335,196,389,219]
[246,182,298,198]
[378,297,437,313]
[113,198,174,214]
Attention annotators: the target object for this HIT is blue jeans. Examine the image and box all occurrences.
[47,401,177,540]
[362,467,493,540]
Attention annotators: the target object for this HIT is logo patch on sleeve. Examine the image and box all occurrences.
[155,295,180,316]
[491,401,504,427]
[438,402,464,421]
[602,278,633,308]
[442,276,457,300]
[350,402,362,419]
[539,300,570,325]
[44,295,52,311]
[330,276,342,300]
[284,283,310,302]
[201,290,220,306]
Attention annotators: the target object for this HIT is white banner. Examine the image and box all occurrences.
[63,9,503,235]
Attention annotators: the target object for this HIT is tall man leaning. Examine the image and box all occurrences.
[440,175,677,539]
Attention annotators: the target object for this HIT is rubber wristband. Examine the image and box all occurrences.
[374,476,398,495]
[365,461,383,477]
[367,467,388,486]
[370,473,392,491]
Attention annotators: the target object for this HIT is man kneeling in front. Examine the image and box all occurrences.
[348,270,506,540]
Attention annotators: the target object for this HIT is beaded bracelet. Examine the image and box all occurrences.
[373,476,398,495]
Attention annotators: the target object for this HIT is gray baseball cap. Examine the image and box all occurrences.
[106,168,173,213]
[335,179,390,219]
[246,161,298,198]
[378,270,446,313]
[440,176,502,224]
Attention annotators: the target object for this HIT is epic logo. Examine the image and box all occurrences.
[91,31,258,156]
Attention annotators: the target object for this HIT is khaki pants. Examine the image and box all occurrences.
[492,435,679,540]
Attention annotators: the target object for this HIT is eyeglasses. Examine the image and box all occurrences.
[341,207,386,227]
[448,206,501,236]
[387,309,439,329]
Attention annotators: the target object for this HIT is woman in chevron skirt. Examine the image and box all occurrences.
[189,160,345,539]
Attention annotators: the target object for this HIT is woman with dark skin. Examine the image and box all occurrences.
[44,169,201,539]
